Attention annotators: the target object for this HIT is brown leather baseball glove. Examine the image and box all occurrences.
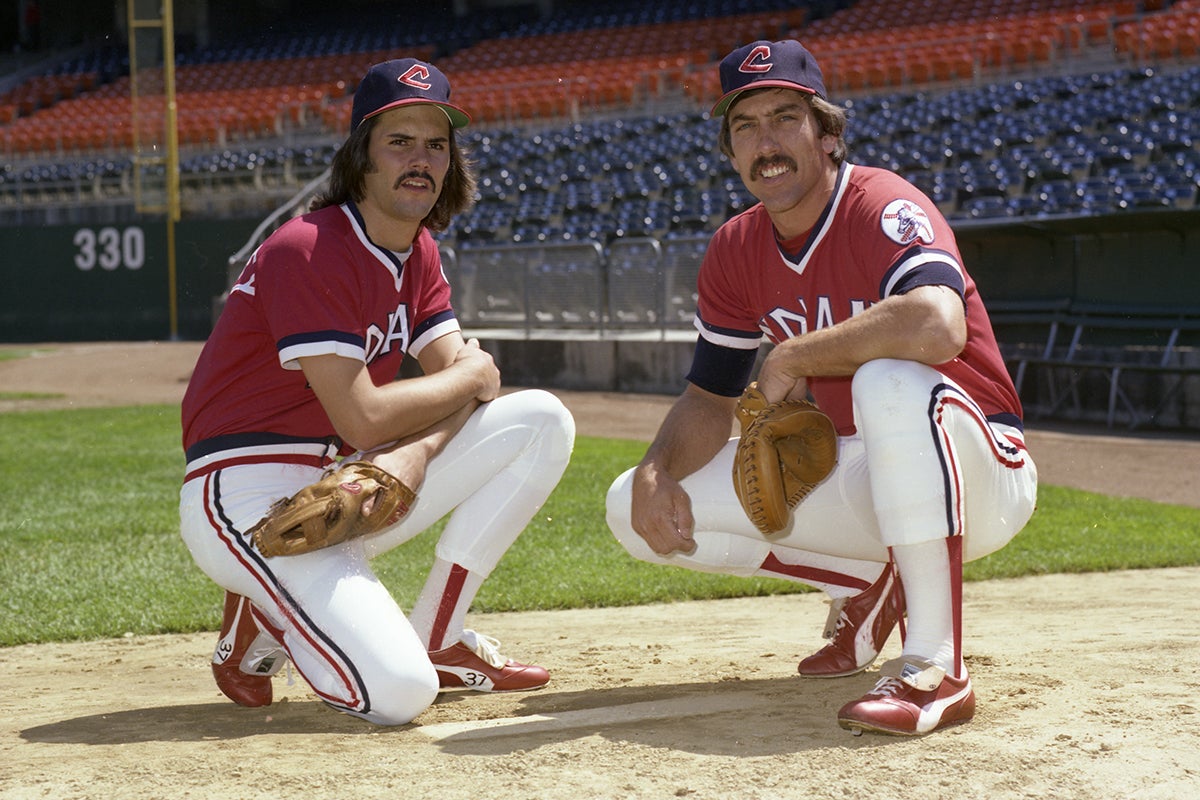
[249,461,417,557]
[732,382,838,535]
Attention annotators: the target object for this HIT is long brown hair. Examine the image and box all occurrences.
[311,115,478,232]
[718,91,848,166]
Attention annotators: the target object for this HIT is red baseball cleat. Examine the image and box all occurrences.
[837,658,975,736]
[211,591,285,708]
[429,629,549,693]
[799,562,905,678]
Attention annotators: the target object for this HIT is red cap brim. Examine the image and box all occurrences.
[361,98,471,129]
[710,80,818,118]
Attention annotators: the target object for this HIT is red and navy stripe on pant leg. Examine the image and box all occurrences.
[201,470,372,716]
[926,383,1025,676]
[927,382,1028,539]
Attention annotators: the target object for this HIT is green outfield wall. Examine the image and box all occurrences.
[0,219,257,342]
[0,211,1196,344]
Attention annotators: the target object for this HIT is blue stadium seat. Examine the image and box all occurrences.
[1033,179,1084,212]
[7,8,1200,237]
[1159,180,1198,208]
[1007,192,1058,218]
[957,195,1012,220]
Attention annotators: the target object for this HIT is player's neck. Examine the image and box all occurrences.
[357,202,421,252]
[768,201,824,241]
[765,166,837,240]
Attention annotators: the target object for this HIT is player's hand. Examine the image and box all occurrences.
[454,338,501,402]
[363,442,429,506]
[630,462,697,556]
[757,348,809,404]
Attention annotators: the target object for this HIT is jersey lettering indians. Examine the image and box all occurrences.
[693,163,1020,435]
[182,201,459,454]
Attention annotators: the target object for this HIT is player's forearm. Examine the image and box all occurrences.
[351,362,485,450]
[382,398,478,461]
[639,386,735,482]
[362,398,478,494]
[766,286,965,382]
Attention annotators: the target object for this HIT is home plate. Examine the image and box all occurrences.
[417,693,772,741]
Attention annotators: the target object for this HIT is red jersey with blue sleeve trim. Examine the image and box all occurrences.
[182,201,459,457]
[691,163,1020,435]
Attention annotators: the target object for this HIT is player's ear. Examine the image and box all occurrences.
[821,135,836,154]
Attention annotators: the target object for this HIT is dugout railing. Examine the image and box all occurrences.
[960,213,1200,430]
[1005,305,1200,430]
[443,235,709,339]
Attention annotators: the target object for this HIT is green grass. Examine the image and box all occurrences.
[2,404,1198,647]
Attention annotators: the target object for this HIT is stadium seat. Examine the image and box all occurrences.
[4,0,1200,232]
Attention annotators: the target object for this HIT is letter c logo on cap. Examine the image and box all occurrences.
[739,45,773,74]
[398,65,432,90]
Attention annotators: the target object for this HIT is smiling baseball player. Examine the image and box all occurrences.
[606,39,1038,736]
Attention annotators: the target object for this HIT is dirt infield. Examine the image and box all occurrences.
[2,342,1199,800]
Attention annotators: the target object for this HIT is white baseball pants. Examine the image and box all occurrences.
[180,389,574,725]
[607,359,1038,588]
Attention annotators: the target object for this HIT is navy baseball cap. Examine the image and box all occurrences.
[351,58,471,131]
[710,40,827,118]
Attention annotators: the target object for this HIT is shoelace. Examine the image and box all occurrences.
[467,631,510,668]
[871,676,907,698]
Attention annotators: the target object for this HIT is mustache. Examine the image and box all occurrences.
[393,170,438,192]
[750,156,796,179]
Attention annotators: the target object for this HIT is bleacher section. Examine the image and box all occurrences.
[2,0,1198,229]
[2,0,1199,427]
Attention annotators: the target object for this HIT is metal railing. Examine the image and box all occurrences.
[443,235,709,340]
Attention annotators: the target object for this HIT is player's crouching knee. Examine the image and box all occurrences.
[501,388,576,468]
[604,468,648,560]
[851,359,940,408]
[517,388,575,441]
[604,469,632,529]
[353,666,440,727]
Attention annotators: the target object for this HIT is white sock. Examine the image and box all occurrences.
[891,538,958,675]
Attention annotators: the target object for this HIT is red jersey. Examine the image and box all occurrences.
[693,163,1020,435]
[182,201,458,461]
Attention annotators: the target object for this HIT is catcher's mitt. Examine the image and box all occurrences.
[249,461,416,557]
[732,382,838,535]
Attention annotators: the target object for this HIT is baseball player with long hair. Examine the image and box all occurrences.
[180,58,575,725]
[606,40,1038,736]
